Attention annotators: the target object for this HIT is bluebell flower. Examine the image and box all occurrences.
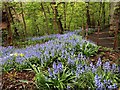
[103,62,111,72]
[96,57,102,67]
[108,85,113,89]
[80,67,85,74]
[57,62,63,72]
[118,66,120,73]
[53,62,58,74]
[76,70,79,77]
[48,68,53,77]
[67,85,71,90]
[90,62,93,67]
[94,75,104,88]
[77,54,81,58]
[112,63,117,72]
[68,57,75,65]
[92,65,97,73]
[103,80,107,85]
[112,83,117,89]
[53,62,57,70]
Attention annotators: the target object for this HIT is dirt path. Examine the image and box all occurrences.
[88,27,115,48]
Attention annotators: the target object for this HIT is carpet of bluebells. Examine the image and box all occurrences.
[0,30,120,89]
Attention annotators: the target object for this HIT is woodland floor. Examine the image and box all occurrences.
[87,26,120,49]
[1,27,120,90]
[1,47,120,90]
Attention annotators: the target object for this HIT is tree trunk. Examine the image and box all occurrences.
[102,2,105,28]
[20,2,27,38]
[51,2,64,34]
[98,2,102,26]
[34,19,40,36]
[8,6,19,37]
[41,3,49,35]
[4,3,12,46]
[86,2,91,27]
[109,2,117,31]
[68,3,74,30]
[63,2,67,31]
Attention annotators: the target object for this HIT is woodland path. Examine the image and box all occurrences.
[88,26,116,49]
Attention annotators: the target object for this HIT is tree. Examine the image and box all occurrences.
[7,3,19,38]
[86,2,91,27]
[20,2,27,38]
[51,2,64,34]
[4,2,13,46]
[68,2,74,30]
[41,3,49,34]
[63,2,67,31]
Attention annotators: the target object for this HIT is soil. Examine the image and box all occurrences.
[88,26,119,49]
[1,70,36,90]
[90,48,120,64]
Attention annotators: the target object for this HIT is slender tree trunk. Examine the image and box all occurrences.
[20,2,27,38]
[102,2,105,28]
[50,3,57,33]
[34,19,40,36]
[109,2,117,31]
[86,2,91,27]
[51,2,64,34]
[8,6,19,37]
[4,3,12,46]
[91,15,95,28]
[41,3,49,34]
[68,3,74,30]
[98,2,102,26]
[63,2,67,31]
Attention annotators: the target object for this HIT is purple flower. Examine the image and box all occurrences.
[113,83,117,89]
[53,62,58,74]
[92,65,97,73]
[53,62,57,70]
[76,70,79,77]
[52,61,63,74]
[94,75,103,88]
[78,54,81,58]
[68,57,75,65]
[103,62,111,72]
[118,66,120,73]
[96,57,102,67]
[57,62,63,72]
[67,85,71,90]
[90,62,93,67]
[48,68,53,77]
[108,85,113,89]
[112,63,117,72]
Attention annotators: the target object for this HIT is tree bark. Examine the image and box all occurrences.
[68,3,74,30]
[4,3,13,46]
[41,3,49,34]
[51,2,64,34]
[8,6,19,37]
[102,2,105,28]
[20,2,27,38]
[63,2,67,31]
[86,2,91,27]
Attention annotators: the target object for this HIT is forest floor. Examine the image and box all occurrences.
[88,27,115,48]
[1,27,120,90]
[1,47,120,90]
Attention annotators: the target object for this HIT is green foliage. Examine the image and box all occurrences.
[76,71,95,88]
[3,56,28,72]
[74,42,99,57]
[81,42,99,57]
[2,2,111,44]
[30,64,48,90]
[30,63,76,90]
